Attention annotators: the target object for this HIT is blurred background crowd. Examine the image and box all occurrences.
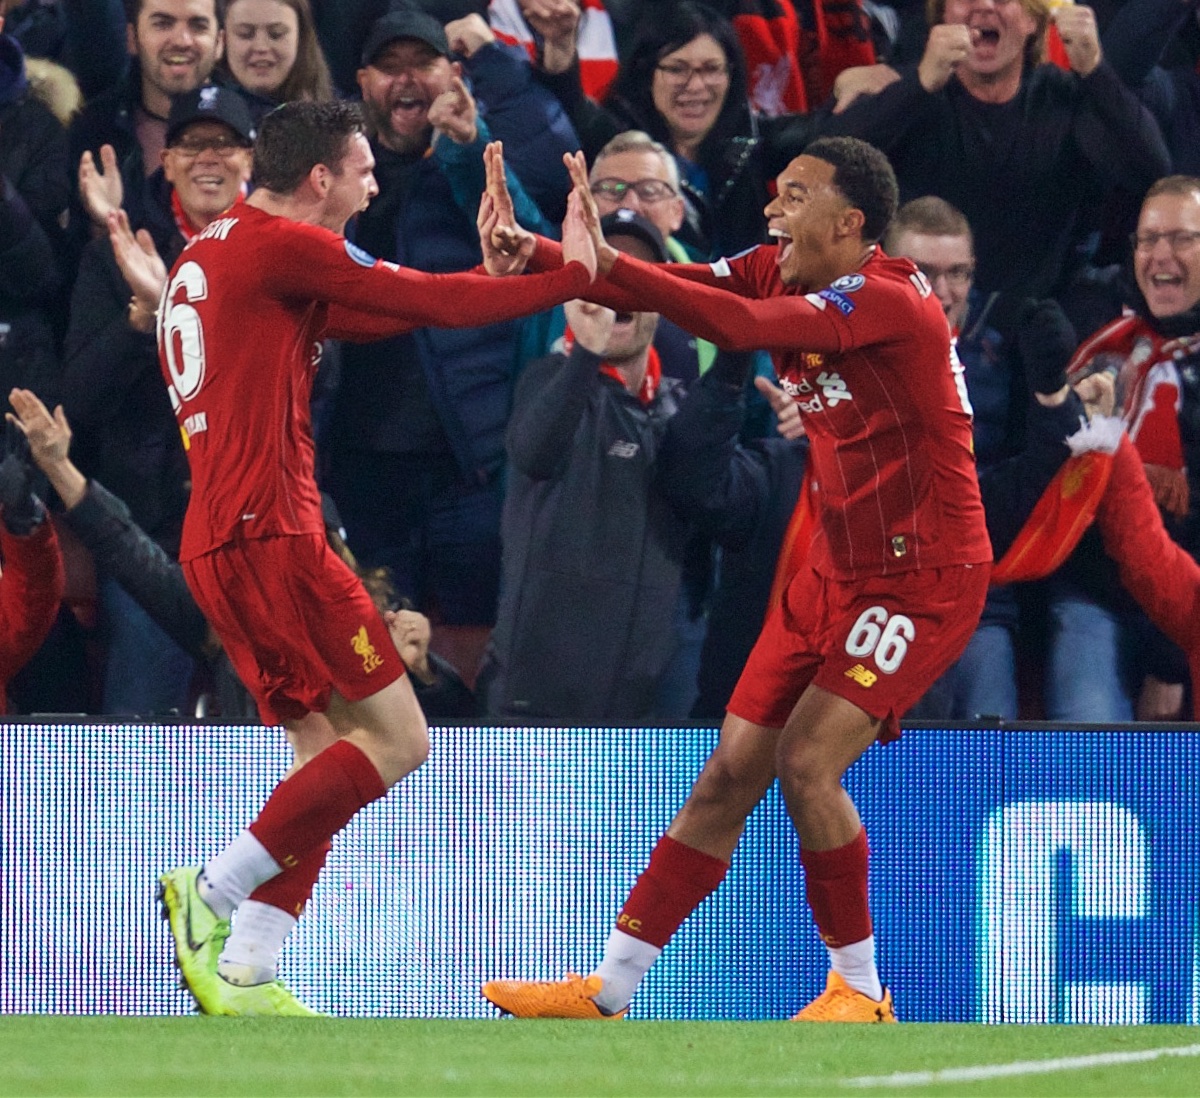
[1,0,1199,725]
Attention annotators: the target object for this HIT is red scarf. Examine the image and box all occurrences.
[990,450,1113,584]
[769,429,1116,596]
[562,325,662,404]
[731,0,809,114]
[171,187,245,241]
[1068,313,1199,516]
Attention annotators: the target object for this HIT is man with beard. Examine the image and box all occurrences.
[322,9,576,691]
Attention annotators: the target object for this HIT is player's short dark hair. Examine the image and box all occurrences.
[804,137,899,245]
[252,100,366,195]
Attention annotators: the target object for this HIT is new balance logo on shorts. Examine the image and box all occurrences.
[844,664,878,688]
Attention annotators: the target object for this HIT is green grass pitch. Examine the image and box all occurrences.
[1,1018,1197,1096]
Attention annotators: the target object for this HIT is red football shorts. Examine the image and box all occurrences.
[728,561,990,742]
[183,533,406,725]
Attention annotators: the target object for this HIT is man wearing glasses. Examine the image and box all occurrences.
[61,85,256,718]
[588,130,714,383]
[1062,175,1200,723]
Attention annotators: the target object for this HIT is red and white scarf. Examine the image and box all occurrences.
[1069,312,1199,516]
[489,0,619,102]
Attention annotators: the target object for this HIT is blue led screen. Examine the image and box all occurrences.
[1,722,1196,1022]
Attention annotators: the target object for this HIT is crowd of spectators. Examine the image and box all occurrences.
[1,0,1199,724]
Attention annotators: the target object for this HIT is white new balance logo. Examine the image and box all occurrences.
[795,371,853,414]
[816,372,851,405]
[608,440,640,458]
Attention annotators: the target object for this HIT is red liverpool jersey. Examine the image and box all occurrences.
[158,204,589,562]
[606,245,990,579]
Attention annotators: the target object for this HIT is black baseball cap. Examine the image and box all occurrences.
[600,208,670,263]
[166,85,256,147]
[361,9,451,66]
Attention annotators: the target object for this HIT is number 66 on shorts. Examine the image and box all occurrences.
[727,561,990,741]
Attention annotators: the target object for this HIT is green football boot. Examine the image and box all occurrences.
[207,974,321,1016]
[158,865,230,1014]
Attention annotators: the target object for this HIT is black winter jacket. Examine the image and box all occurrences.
[0,33,70,405]
[481,344,689,722]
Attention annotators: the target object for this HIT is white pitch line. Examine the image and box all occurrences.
[842,1042,1200,1088]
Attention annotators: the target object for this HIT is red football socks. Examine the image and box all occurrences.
[616,835,730,948]
[800,827,873,947]
[248,739,387,868]
[248,840,332,917]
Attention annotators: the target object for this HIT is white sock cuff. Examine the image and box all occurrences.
[202,830,281,914]
[602,927,663,968]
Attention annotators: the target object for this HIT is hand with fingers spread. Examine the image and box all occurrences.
[477,141,536,276]
[754,375,805,440]
[6,387,83,512]
[107,209,168,324]
[78,144,124,231]
[429,75,479,145]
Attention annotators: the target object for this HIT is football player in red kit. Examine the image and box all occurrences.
[122,99,597,1015]
[482,137,990,1021]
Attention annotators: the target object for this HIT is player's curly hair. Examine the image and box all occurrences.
[252,100,366,195]
[804,137,899,245]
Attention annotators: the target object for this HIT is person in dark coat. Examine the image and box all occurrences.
[478,213,691,722]
[0,18,70,406]
[322,9,579,688]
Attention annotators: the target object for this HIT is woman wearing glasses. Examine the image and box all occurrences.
[534,1,818,259]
